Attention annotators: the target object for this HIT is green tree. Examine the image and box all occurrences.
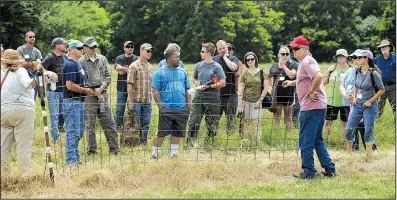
[38,1,111,55]
[0,1,42,49]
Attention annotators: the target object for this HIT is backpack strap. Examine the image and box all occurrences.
[369,68,379,92]
[260,69,264,92]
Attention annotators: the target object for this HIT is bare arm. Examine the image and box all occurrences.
[152,88,162,109]
[237,82,245,106]
[186,90,192,110]
[127,83,135,110]
[66,80,91,94]
[309,72,323,93]
[115,64,130,74]
[367,90,385,104]
[223,55,238,72]
[210,79,226,89]
[282,66,297,79]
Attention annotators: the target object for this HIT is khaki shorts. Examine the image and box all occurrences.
[242,100,262,120]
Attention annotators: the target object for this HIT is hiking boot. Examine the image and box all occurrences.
[292,172,315,179]
[320,171,336,177]
[87,150,97,156]
[372,144,377,151]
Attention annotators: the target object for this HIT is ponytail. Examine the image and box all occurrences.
[368,58,382,75]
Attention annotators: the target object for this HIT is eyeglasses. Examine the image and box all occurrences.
[246,58,255,62]
[228,48,234,51]
[350,56,358,60]
[201,51,207,54]
[280,53,289,56]
[126,46,134,49]
[28,36,35,38]
[292,47,301,52]
[146,50,153,53]
[358,56,366,59]
[76,47,84,51]
[89,46,97,50]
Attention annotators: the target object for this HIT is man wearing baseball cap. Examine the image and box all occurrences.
[126,43,154,144]
[114,41,139,131]
[80,37,120,155]
[41,37,68,142]
[374,40,396,118]
[63,39,95,165]
[282,36,336,179]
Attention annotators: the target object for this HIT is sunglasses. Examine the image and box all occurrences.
[228,48,234,51]
[28,36,35,38]
[146,50,153,53]
[350,56,358,59]
[246,58,255,62]
[201,51,207,53]
[125,46,134,49]
[292,47,301,52]
[280,53,289,56]
[89,46,97,50]
[358,56,366,59]
[76,47,84,51]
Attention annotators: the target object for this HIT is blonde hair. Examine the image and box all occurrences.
[202,42,216,56]
[164,43,181,55]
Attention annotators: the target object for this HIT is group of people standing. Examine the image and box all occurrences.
[0,32,395,181]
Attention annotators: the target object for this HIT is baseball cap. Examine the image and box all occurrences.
[377,40,392,48]
[356,50,374,60]
[67,39,84,49]
[349,49,362,57]
[124,41,134,47]
[333,49,348,61]
[51,38,67,46]
[289,36,310,48]
[83,37,98,47]
[140,43,154,51]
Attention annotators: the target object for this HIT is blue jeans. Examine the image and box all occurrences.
[115,91,128,128]
[47,90,64,141]
[299,109,335,177]
[63,99,84,164]
[134,101,152,144]
[346,102,378,145]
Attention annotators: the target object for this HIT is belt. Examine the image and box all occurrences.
[384,82,396,86]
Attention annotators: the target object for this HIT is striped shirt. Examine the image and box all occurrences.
[79,54,111,91]
[127,59,152,103]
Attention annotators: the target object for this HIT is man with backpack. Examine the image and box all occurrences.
[41,37,68,142]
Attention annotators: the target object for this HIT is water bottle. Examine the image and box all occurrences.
[50,79,56,91]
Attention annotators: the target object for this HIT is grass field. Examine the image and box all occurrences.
[1,62,395,199]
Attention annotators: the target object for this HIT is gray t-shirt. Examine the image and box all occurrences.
[17,45,43,77]
[193,61,226,98]
[354,68,385,103]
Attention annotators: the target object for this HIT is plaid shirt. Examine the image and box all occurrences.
[127,59,153,103]
[79,54,111,92]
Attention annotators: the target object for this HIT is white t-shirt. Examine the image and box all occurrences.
[1,67,35,109]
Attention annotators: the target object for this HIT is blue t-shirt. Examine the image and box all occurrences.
[158,59,184,69]
[62,59,86,100]
[193,61,226,98]
[374,54,396,84]
[152,66,191,109]
[341,67,356,106]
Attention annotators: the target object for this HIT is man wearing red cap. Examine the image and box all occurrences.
[282,36,336,179]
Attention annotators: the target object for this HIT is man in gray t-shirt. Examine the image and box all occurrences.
[187,42,226,146]
[17,31,43,100]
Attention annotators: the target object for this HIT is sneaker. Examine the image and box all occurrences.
[150,154,158,161]
[372,144,377,151]
[320,171,336,177]
[292,172,315,179]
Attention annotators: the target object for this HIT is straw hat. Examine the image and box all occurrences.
[1,49,25,65]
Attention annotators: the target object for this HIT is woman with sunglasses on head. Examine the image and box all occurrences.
[268,46,298,131]
[237,52,268,138]
[340,49,378,152]
[345,50,384,155]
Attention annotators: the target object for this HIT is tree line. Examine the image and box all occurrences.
[1,1,395,63]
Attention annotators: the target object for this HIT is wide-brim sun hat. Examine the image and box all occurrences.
[1,49,25,65]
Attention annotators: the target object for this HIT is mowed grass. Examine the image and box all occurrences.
[2,61,395,198]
